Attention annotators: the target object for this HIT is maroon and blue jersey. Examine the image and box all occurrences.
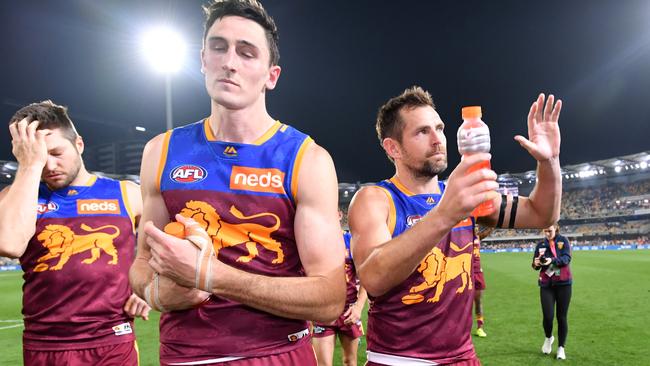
[533,234,573,287]
[366,178,477,365]
[20,176,137,350]
[472,235,482,275]
[343,231,360,305]
[313,231,360,333]
[157,119,313,363]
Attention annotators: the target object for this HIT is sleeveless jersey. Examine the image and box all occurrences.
[472,236,482,274]
[157,119,313,362]
[366,178,477,365]
[343,231,360,305]
[20,176,137,350]
[312,231,359,332]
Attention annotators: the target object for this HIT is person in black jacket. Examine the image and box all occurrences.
[532,223,572,360]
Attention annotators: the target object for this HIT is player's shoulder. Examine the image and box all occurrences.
[276,121,310,139]
[354,184,392,202]
[145,119,204,151]
[349,185,392,217]
[298,140,333,171]
[141,132,166,160]
[293,141,338,205]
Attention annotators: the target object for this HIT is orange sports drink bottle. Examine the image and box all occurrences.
[457,106,494,217]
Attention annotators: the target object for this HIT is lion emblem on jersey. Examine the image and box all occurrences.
[401,241,473,305]
[34,224,120,272]
[179,200,284,264]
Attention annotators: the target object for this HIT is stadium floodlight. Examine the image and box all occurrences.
[615,166,622,173]
[141,27,186,73]
[641,161,648,169]
[140,26,186,131]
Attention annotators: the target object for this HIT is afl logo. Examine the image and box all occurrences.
[406,215,422,227]
[171,165,207,183]
[37,202,59,214]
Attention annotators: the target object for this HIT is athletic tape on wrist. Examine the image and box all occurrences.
[183,220,215,292]
[144,273,167,312]
[144,220,214,312]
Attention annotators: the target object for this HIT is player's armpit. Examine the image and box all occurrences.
[122,180,143,228]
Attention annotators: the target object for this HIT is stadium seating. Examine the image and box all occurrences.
[1,153,649,263]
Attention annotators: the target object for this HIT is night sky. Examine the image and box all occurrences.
[2,0,649,183]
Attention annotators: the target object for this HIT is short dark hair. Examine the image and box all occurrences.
[543,223,560,235]
[9,100,79,144]
[376,86,435,144]
[203,0,280,66]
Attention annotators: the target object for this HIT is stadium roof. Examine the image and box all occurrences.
[337,150,650,201]
[2,150,650,192]
[511,150,650,184]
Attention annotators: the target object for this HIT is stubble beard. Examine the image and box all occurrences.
[411,158,448,179]
[44,156,82,190]
[404,147,448,179]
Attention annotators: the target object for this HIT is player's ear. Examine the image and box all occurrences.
[75,135,84,155]
[200,47,207,75]
[265,65,281,90]
[382,137,402,160]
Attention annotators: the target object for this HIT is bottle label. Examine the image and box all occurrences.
[457,126,490,155]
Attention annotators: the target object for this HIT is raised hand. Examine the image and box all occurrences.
[9,118,49,169]
[515,93,562,162]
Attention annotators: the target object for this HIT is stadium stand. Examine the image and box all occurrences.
[2,151,649,266]
[335,152,650,251]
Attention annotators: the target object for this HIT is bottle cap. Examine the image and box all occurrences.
[164,221,185,239]
[462,106,482,119]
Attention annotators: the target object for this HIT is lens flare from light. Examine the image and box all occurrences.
[140,27,186,73]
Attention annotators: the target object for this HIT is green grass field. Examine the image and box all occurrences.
[2,250,649,365]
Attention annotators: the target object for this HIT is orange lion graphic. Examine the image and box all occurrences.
[179,200,284,264]
[34,224,120,272]
[402,241,473,305]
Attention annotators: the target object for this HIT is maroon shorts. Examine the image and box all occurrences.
[23,340,138,366]
[312,312,364,339]
[367,355,481,366]
[474,272,486,291]
[162,342,317,366]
